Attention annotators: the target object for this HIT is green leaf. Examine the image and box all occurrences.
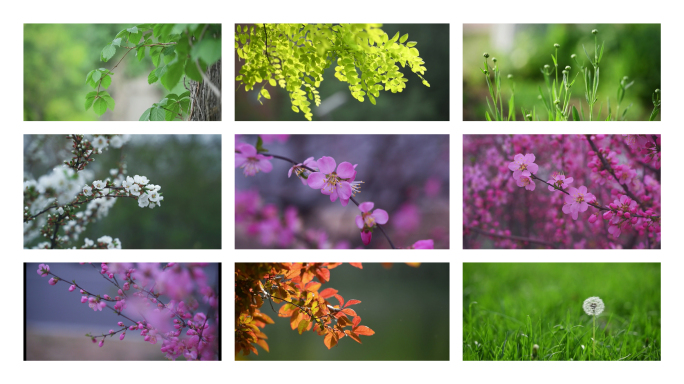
[165,102,180,120]
[184,59,203,82]
[255,136,268,152]
[112,38,122,47]
[93,98,108,116]
[102,44,116,62]
[485,111,492,121]
[260,88,271,99]
[85,92,97,111]
[389,31,400,43]
[191,38,222,66]
[126,26,139,34]
[129,31,142,45]
[180,99,190,115]
[139,108,152,121]
[179,91,191,99]
[409,48,419,56]
[368,94,376,105]
[92,70,101,83]
[268,78,276,87]
[148,70,159,84]
[161,59,185,91]
[572,106,580,121]
[399,33,408,43]
[150,107,166,121]
[101,75,112,89]
[101,94,115,110]
[86,70,95,84]
[406,41,417,48]
[137,46,146,62]
[150,47,162,67]
[582,44,593,67]
[292,106,299,113]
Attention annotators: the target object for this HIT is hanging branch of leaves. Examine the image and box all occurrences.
[235,263,374,356]
[85,24,221,121]
[235,23,430,121]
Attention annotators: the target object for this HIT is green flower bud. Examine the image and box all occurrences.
[554,43,560,48]
[592,29,598,35]
[655,89,660,94]
[554,99,560,105]
[565,66,571,71]
[544,64,550,69]
[623,76,629,80]
[507,74,513,79]
[483,70,488,75]
[483,52,490,58]
[571,54,577,59]
[526,114,532,119]
[492,57,497,63]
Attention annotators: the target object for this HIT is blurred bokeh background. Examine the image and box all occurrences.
[235,134,449,249]
[24,135,221,249]
[24,24,189,121]
[463,24,661,121]
[239,263,449,360]
[235,24,449,121]
[25,263,219,360]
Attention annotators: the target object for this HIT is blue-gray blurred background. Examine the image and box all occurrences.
[235,134,450,249]
[235,24,449,121]
[239,263,449,360]
[25,263,219,360]
[24,135,221,249]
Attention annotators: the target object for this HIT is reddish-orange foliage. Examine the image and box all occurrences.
[235,263,375,356]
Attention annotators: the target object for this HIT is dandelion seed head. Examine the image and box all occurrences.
[583,296,605,316]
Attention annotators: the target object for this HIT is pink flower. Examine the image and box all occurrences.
[235,143,273,176]
[68,285,76,292]
[508,153,539,180]
[120,332,126,341]
[516,175,536,191]
[410,239,434,249]
[88,297,107,312]
[81,296,88,303]
[355,202,389,245]
[48,278,58,285]
[288,157,318,185]
[98,339,104,347]
[307,156,361,207]
[37,264,50,277]
[547,172,573,192]
[562,186,595,220]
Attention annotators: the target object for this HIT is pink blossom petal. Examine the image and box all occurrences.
[337,162,356,178]
[317,156,336,174]
[360,231,372,245]
[355,215,364,229]
[337,182,352,201]
[524,154,536,163]
[236,143,256,157]
[358,202,374,213]
[527,163,539,174]
[307,173,325,189]
[412,239,434,249]
[508,162,519,172]
[372,209,389,225]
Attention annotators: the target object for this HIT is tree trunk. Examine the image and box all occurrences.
[190,59,221,121]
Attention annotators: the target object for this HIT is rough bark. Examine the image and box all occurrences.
[190,59,221,121]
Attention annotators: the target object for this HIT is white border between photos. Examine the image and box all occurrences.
[4,0,682,383]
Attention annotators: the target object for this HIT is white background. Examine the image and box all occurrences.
[3,0,680,383]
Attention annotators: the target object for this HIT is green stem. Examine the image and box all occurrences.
[592,315,596,358]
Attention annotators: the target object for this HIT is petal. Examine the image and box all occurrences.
[579,186,587,194]
[355,216,364,229]
[360,231,372,245]
[579,202,589,212]
[527,163,539,173]
[524,153,536,163]
[236,143,256,157]
[521,170,531,177]
[337,182,352,200]
[562,204,572,214]
[288,167,294,178]
[514,154,524,162]
[371,209,389,225]
[317,156,336,174]
[565,177,574,184]
[337,162,356,178]
[235,154,247,167]
[526,181,536,191]
[508,162,519,171]
[329,190,338,202]
[307,173,325,189]
[358,202,374,213]
[258,159,273,173]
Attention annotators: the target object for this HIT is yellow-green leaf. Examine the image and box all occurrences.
[400,33,408,43]
[261,88,271,99]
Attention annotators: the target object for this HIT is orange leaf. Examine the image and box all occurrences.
[298,319,310,335]
[254,313,275,324]
[256,338,270,352]
[334,294,344,308]
[346,330,362,344]
[344,299,361,308]
[248,343,258,355]
[354,325,375,336]
[405,262,421,267]
[324,331,338,349]
[315,267,330,283]
[320,288,338,299]
[348,262,363,269]
[326,263,342,269]
[341,308,357,317]
[352,316,362,328]
[290,311,302,330]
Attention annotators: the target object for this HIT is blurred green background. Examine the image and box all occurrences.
[24,135,221,249]
[463,263,660,333]
[235,24,449,121]
[463,24,661,121]
[241,263,449,360]
[24,24,188,121]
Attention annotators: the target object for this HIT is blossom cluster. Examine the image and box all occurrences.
[35,263,219,360]
[24,135,162,249]
[464,134,661,249]
[236,136,440,248]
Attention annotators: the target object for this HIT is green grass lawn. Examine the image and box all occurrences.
[463,263,660,361]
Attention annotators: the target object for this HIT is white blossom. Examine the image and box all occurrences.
[583,296,605,316]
